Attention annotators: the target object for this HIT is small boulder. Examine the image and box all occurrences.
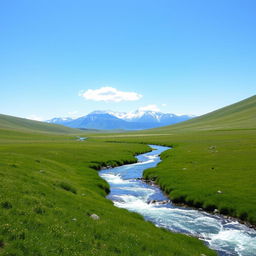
[147,200,157,204]
[159,200,170,205]
[90,213,100,220]
[214,209,219,214]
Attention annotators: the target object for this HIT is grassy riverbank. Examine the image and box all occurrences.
[1,95,255,255]
[95,95,256,225]
[0,116,215,255]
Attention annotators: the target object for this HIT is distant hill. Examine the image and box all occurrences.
[46,110,193,130]
[153,95,256,132]
[0,114,77,134]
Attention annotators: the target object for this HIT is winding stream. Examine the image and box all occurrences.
[99,145,256,256]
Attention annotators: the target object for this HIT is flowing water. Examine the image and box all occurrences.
[76,136,87,141]
[99,145,256,256]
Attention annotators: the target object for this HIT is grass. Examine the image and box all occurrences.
[0,114,77,134]
[93,95,256,225]
[154,95,256,131]
[1,95,255,255]
[0,128,215,255]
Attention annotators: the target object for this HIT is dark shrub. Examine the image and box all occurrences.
[98,183,110,193]
[220,207,229,215]
[239,211,248,221]
[0,238,4,248]
[205,204,216,211]
[1,201,12,209]
[34,207,46,214]
[194,201,203,208]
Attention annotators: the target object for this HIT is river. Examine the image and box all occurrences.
[99,145,256,256]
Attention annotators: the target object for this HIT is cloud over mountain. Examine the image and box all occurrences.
[79,87,142,102]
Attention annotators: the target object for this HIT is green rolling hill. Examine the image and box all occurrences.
[154,95,256,132]
[0,114,77,134]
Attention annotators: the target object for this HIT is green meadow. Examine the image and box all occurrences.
[0,116,215,255]
[95,95,256,225]
[0,95,255,255]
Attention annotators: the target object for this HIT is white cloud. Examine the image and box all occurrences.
[161,103,167,107]
[79,87,142,102]
[26,115,43,121]
[138,104,160,112]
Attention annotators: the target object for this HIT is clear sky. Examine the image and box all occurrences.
[0,0,255,120]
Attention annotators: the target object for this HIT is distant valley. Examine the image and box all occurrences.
[46,110,194,130]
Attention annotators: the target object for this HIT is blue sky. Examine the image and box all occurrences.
[0,0,255,120]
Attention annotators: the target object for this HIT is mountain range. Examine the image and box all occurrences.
[46,110,194,130]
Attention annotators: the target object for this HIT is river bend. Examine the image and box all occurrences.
[99,145,256,256]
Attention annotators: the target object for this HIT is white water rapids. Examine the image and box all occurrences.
[99,145,256,255]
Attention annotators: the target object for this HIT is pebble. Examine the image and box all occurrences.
[90,214,100,220]
[214,209,219,214]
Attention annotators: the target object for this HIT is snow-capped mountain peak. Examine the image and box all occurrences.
[108,109,161,121]
[46,117,73,124]
[46,109,194,130]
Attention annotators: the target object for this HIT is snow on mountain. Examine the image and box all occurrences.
[46,117,74,124]
[107,110,165,121]
[109,110,189,124]
[46,110,194,130]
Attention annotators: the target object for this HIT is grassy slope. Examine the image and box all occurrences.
[0,117,215,255]
[0,114,77,134]
[154,95,256,131]
[96,95,256,225]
